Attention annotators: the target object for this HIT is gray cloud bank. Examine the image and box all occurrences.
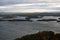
[0,0,60,12]
[0,0,60,5]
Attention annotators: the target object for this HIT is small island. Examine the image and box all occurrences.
[14,31,60,40]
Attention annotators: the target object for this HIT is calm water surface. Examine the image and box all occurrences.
[0,21,60,40]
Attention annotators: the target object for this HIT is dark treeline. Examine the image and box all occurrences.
[14,31,60,40]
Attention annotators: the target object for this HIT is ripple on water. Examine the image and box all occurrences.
[0,21,60,40]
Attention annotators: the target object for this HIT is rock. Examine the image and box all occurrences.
[14,31,60,40]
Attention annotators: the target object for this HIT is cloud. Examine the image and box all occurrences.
[0,2,60,12]
[0,3,60,12]
[0,0,23,5]
[47,3,60,10]
[1,9,60,13]
[0,0,60,5]
[0,3,48,11]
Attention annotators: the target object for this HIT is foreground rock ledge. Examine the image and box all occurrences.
[15,31,60,40]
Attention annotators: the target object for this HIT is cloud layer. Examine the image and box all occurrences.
[0,0,60,5]
[0,0,60,12]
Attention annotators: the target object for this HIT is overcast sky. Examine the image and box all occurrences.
[0,0,60,12]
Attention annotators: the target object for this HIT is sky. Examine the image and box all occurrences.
[0,0,60,12]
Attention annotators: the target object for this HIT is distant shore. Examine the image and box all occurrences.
[0,19,60,22]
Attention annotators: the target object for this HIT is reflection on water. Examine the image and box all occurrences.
[0,21,60,40]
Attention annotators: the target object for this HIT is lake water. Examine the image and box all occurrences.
[0,21,60,40]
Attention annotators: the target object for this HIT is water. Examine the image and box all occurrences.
[0,21,60,40]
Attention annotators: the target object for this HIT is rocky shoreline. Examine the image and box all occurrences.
[14,31,60,40]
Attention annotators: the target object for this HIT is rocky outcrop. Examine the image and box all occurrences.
[14,31,60,40]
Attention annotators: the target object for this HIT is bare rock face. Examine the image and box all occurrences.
[14,31,60,40]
